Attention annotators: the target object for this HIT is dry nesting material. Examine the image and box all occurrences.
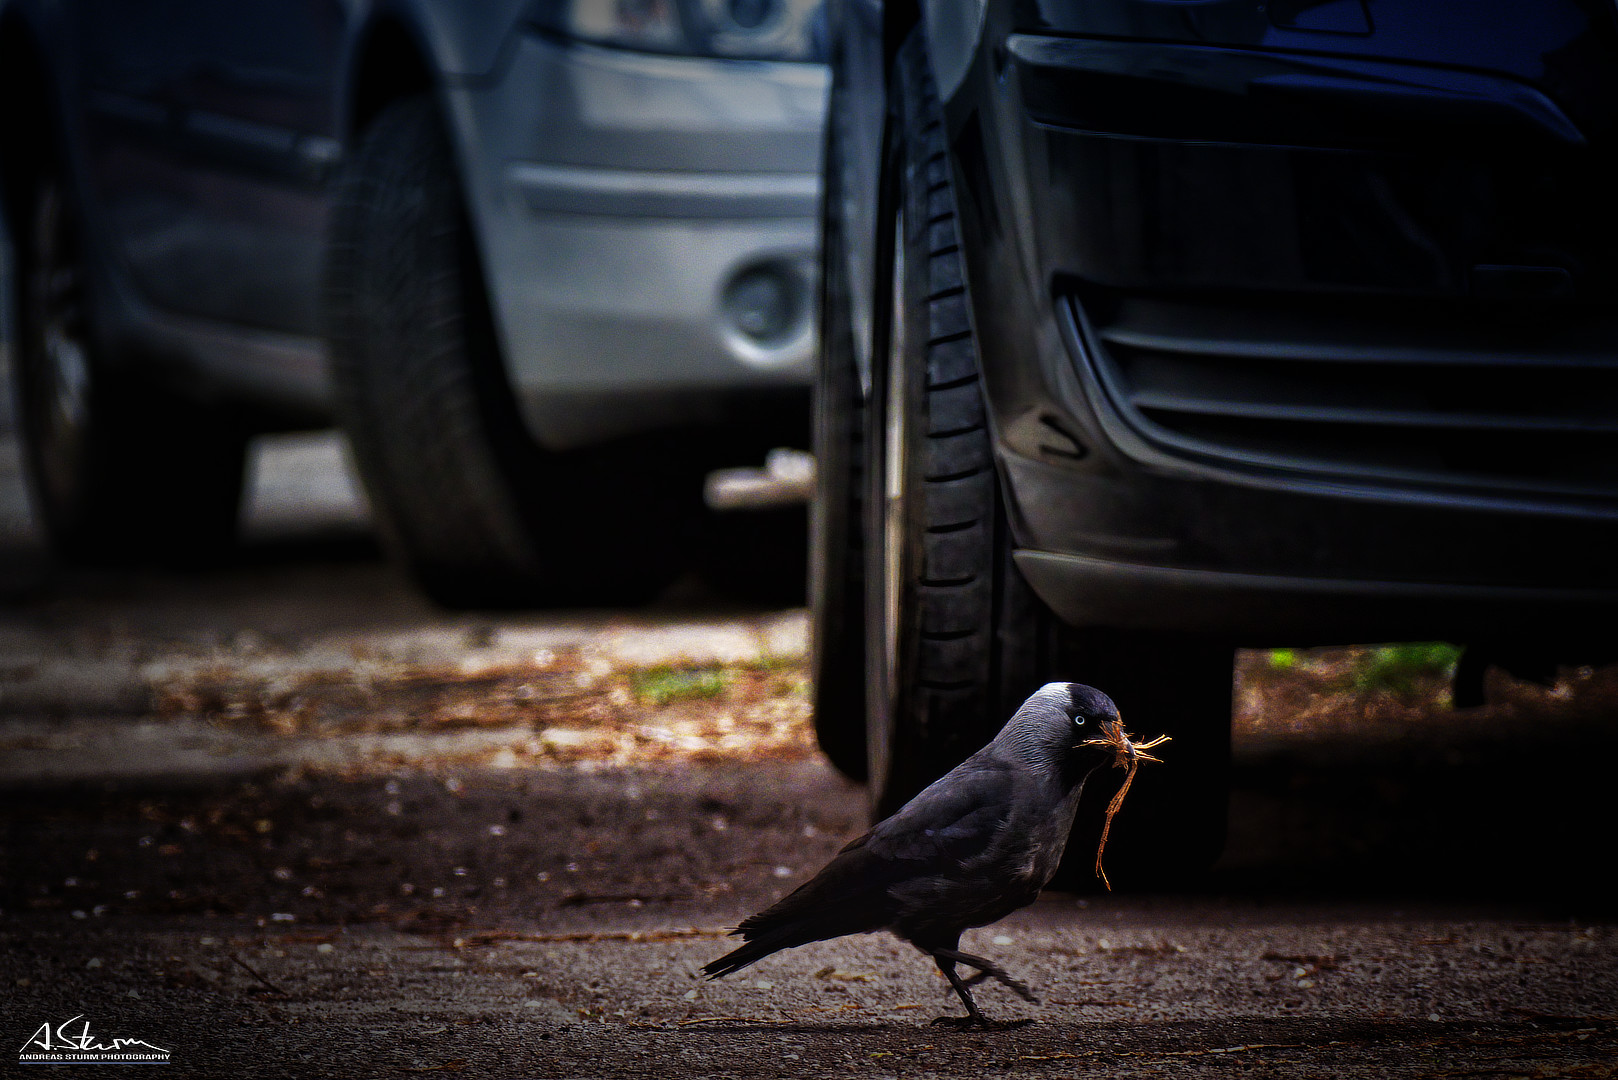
[1081,726,1171,890]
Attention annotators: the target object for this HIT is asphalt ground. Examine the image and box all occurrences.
[2,391,1616,1077]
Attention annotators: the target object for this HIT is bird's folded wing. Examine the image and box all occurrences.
[863,759,1014,866]
[733,760,1014,939]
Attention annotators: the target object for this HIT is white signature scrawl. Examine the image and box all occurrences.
[19,1015,170,1063]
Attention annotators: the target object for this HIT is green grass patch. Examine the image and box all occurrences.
[628,665,732,706]
[1266,648,1298,671]
[750,653,800,675]
[1350,642,1462,697]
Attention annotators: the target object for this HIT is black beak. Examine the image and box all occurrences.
[1107,717,1135,760]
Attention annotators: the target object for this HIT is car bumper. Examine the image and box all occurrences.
[452,35,828,450]
[959,33,1618,644]
[1002,447,1618,644]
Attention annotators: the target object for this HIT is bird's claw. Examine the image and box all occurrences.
[965,968,1038,1003]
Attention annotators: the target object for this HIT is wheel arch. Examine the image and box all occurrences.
[335,11,515,399]
[342,13,438,145]
[0,8,59,262]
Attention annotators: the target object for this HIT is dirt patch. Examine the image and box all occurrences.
[146,653,816,771]
[1236,645,1618,749]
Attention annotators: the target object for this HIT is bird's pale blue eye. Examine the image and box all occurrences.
[1073,713,1088,727]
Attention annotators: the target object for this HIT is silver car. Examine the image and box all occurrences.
[0,0,827,601]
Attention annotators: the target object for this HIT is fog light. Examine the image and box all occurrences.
[727,0,776,30]
[722,262,805,346]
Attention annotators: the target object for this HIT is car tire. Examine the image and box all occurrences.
[809,73,870,782]
[15,173,247,565]
[325,96,685,608]
[862,35,1050,818]
[865,33,1235,882]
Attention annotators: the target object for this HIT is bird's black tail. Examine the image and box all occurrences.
[702,922,816,980]
[702,832,893,980]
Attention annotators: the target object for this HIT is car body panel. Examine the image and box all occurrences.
[829,0,1618,646]
[4,0,826,443]
[452,35,826,449]
[1015,0,1601,88]
[72,0,347,338]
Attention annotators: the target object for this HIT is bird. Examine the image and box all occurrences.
[702,682,1166,1026]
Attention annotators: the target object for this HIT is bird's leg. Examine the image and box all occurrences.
[932,947,1040,1004]
[930,954,989,1027]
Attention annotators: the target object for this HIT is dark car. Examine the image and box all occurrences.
[810,0,1618,878]
[0,0,826,602]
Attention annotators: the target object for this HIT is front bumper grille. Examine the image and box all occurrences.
[1066,293,1618,503]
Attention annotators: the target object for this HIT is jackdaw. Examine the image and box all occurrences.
[703,682,1162,1026]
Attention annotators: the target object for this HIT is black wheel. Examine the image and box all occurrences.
[15,173,246,565]
[864,34,1234,883]
[809,72,870,781]
[862,35,1051,818]
[325,96,688,608]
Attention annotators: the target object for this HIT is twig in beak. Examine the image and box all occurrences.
[1081,726,1170,890]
